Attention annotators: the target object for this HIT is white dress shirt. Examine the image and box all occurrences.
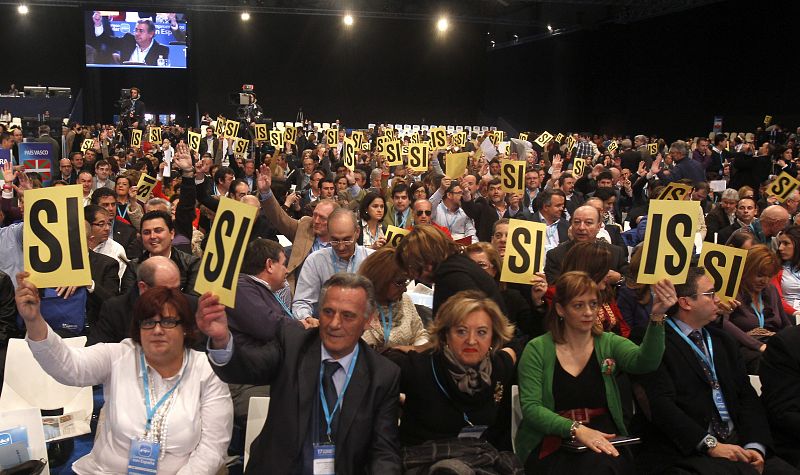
[27,329,233,475]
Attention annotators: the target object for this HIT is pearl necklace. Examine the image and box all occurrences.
[145,368,180,460]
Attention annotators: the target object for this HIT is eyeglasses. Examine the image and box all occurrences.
[393,279,410,288]
[415,210,432,216]
[139,317,181,329]
[329,239,354,247]
[683,290,716,299]
[91,221,112,228]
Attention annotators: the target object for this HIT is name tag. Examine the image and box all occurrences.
[458,425,488,439]
[313,444,335,475]
[127,439,160,474]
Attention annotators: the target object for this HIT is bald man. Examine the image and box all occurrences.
[761,205,790,250]
[87,256,198,346]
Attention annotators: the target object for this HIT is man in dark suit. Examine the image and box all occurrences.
[199,273,401,474]
[544,204,629,284]
[524,189,569,253]
[636,267,798,475]
[91,188,142,259]
[760,325,800,467]
[34,124,60,161]
[462,177,521,243]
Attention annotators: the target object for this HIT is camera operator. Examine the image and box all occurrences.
[121,87,145,130]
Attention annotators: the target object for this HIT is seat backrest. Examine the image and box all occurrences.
[511,385,521,452]
[244,396,270,469]
[0,407,50,472]
[0,337,93,441]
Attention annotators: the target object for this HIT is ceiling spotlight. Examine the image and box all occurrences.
[490,40,495,47]
[241,11,250,21]
[512,34,518,40]
[18,4,28,14]
[343,14,354,26]
[436,17,449,32]
[547,24,553,32]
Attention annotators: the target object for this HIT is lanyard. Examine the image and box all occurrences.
[443,206,459,233]
[139,350,185,432]
[378,304,394,344]
[274,291,292,318]
[666,319,719,384]
[117,203,128,220]
[319,345,360,438]
[430,358,473,426]
[330,247,358,274]
[750,293,765,328]
[396,208,409,228]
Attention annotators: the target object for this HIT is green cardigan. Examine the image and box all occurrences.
[515,323,664,463]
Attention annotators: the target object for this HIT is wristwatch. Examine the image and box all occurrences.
[649,313,667,325]
[701,434,718,453]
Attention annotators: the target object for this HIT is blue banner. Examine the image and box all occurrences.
[0,149,10,169]
[18,142,54,185]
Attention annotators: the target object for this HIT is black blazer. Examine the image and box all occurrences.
[198,136,219,158]
[462,197,516,243]
[543,239,630,285]
[636,324,773,466]
[86,251,120,329]
[759,325,800,465]
[211,323,402,475]
[112,220,142,260]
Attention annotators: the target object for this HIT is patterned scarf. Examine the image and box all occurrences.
[443,346,492,396]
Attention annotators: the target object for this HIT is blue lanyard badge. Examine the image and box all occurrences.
[378,305,394,344]
[274,291,293,318]
[319,345,360,439]
[117,203,128,220]
[139,350,184,432]
[751,293,765,328]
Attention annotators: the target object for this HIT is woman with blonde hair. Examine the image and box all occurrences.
[385,290,521,467]
[517,271,672,474]
[358,247,428,351]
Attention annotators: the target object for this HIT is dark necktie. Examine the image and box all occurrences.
[320,360,341,438]
[396,211,403,226]
[688,330,730,440]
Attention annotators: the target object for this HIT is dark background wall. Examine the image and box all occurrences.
[1,1,797,139]
[483,0,800,139]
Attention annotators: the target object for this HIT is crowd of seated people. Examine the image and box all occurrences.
[4,114,800,474]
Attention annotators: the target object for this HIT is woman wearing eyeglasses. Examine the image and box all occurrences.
[358,247,429,351]
[15,274,232,475]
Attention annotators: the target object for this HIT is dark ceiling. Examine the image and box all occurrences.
[0,0,724,48]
